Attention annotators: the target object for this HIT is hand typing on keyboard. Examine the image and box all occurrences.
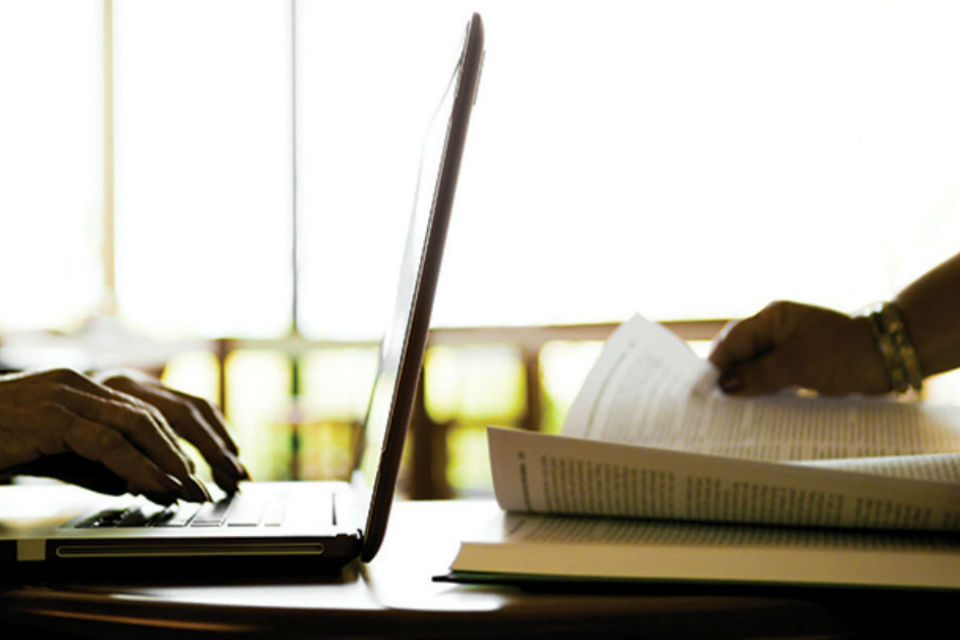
[0,368,249,505]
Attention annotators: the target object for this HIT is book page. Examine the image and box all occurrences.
[488,426,960,531]
[794,452,960,482]
[563,314,960,461]
[450,511,960,589]
[562,314,716,445]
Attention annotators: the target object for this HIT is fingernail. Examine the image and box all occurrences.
[182,475,212,502]
[156,472,185,493]
[223,452,246,479]
[228,454,251,480]
[213,468,239,495]
[720,373,744,394]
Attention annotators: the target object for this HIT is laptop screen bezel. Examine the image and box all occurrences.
[356,14,484,563]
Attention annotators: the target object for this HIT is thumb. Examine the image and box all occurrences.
[719,349,799,396]
[6,453,128,496]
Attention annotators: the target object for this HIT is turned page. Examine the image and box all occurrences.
[562,314,960,461]
[487,427,960,531]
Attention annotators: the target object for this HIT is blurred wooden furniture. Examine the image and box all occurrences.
[211,320,727,496]
[0,319,726,494]
[407,320,726,498]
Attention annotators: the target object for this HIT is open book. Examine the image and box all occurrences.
[446,315,960,589]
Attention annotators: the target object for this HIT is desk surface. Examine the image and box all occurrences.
[1,499,957,639]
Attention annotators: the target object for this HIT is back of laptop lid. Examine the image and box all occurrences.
[355,14,484,562]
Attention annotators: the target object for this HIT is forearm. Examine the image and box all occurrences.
[895,251,960,378]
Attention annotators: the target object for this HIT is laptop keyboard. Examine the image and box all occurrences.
[73,492,286,529]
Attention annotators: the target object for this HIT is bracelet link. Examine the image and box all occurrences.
[863,302,923,394]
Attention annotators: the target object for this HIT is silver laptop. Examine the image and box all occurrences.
[0,13,484,573]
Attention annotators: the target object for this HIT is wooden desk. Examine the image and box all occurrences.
[1,499,956,639]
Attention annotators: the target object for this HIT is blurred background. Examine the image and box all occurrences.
[2,0,960,496]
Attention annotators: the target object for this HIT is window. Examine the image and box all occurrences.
[0,1,102,330]
[3,1,960,487]
[4,1,959,337]
[114,0,293,338]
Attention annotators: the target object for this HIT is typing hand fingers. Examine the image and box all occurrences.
[0,369,209,503]
[56,408,190,499]
[97,371,248,494]
[56,386,210,501]
[0,402,190,500]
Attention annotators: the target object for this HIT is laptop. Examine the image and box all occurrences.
[0,13,484,573]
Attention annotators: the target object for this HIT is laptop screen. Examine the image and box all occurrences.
[354,15,483,562]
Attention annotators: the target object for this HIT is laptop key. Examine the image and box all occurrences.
[225,496,265,527]
[189,498,234,527]
[153,502,201,527]
[75,504,166,528]
[75,508,125,528]
[116,507,150,527]
[262,500,286,527]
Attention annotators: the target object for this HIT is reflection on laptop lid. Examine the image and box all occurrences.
[0,13,484,571]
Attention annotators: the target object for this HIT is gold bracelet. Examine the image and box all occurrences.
[879,302,924,392]
[863,302,923,394]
